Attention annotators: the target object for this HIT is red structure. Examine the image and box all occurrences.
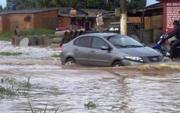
[158,0,180,32]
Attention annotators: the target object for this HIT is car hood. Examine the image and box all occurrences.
[117,46,162,57]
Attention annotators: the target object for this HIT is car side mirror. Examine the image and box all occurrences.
[142,43,146,46]
[101,46,111,51]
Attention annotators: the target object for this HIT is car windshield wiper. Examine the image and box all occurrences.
[114,44,144,48]
[124,45,144,48]
[114,45,128,48]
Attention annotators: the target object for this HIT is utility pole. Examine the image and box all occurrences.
[120,0,128,35]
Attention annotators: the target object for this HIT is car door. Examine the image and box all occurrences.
[73,36,92,65]
[89,37,113,66]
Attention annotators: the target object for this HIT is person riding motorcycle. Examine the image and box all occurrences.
[160,20,180,58]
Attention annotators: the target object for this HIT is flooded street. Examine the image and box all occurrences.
[0,41,180,113]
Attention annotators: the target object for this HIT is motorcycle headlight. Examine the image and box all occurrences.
[124,56,143,62]
[166,52,170,57]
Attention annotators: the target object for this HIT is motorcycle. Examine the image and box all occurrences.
[153,35,180,58]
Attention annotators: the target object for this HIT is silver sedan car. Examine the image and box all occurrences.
[61,33,164,66]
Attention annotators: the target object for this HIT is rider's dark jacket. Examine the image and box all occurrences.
[166,26,180,40]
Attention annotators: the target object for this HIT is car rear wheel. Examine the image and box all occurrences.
[65,57,76,65]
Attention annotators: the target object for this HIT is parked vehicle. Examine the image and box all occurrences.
[107,22,141,41]
[108,22,120,33]
[61,33,164,66]
[153,35,180,58]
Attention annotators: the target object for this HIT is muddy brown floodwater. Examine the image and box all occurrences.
[0,41,180,113]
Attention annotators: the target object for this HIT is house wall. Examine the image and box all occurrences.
[58,16,71,29]
[144,17,151,29]
[0,14,34,32]
[128,17,141,23]
[0,16,3,32]
[104,16,151,29]
[103,18,112,29]
[151,15,163,42]
[150,15,163,29]
[1,14,10,32]
[128,17,152,30]
[8,14,34,31]
[127,16,163,43]
[162,0,180,32]
[0,9,58,32]
[34,10,58,29]
[102,16,162,28]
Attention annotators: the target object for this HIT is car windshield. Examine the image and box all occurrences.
[107,35,143,48]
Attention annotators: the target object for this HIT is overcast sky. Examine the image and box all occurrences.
[147,0,158,6]
[0,0,6,8]
[0,0,158,8]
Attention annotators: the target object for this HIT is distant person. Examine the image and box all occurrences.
[96,12,104,32]
[13,26,21,46]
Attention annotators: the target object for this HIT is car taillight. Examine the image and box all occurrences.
[60,46,64,52]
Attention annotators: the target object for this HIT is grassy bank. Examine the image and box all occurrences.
[0,77,32,98]
[0,32,13,41]
[0,28,55,41]
[21,28,54,37]
[0,52,22,56]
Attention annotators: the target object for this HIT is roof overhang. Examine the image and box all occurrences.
[0,8,59,16]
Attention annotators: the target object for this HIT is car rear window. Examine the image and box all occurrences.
[74,36,91,47]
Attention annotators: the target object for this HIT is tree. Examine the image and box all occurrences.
[120,0,128,35]
[7,0,62,9]
[120,0,147,35]
[35,0,53,8]
[6,0,146,10]
[85,0,105,9]
[0,6,3,12]
[129,0,146,10]
[105,0,146,35]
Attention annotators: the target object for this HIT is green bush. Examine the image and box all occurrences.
[21,28,54,36]
[0,32,13,41]
[0,52,22,56]
[0,28,55,41]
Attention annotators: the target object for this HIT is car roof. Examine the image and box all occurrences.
[79,32,118,38]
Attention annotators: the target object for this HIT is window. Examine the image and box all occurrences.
[92,37,108,49]
[74,36,91,47]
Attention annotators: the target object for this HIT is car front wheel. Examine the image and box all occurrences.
[112,61,124,67]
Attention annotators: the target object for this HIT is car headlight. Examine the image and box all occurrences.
[124,56,143,62]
